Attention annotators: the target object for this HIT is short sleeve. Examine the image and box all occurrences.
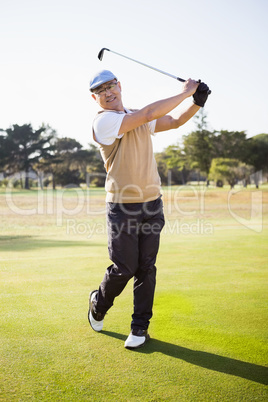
[93,112,125,145]
[148,120,156,136]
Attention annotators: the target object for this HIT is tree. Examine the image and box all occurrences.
[194,108,209,131]
[83,144,106,187]
[154,152,169,185]
[65,144,106,187]
[164,144,190,185]
[182,109,215,182]
[209,158,253,188]
[42,137,83,188]
[0,132,18,171]
[183,129,214,177]
[36,140,106,189]
[243,134,268,178]
[0,124,56,189]
[55,137,82,154]
[212,130,247,160]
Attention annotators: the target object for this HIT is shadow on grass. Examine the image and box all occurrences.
[101,331,268,385]
[0,235,102,252]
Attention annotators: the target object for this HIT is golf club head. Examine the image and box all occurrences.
[98,48,110,61]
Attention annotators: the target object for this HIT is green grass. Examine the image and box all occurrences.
[0,186,268,401]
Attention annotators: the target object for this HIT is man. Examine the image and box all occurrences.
[88,69,210,349]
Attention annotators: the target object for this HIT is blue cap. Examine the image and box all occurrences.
[89,69,117,91]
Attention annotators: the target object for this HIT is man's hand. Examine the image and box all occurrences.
[182,79,200,97]
[193,82,211,107]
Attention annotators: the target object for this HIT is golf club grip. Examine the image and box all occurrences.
[177,77,211,95]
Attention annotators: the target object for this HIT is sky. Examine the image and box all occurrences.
[1,0,268,153]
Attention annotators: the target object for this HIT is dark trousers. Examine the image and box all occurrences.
[95,197,165,330]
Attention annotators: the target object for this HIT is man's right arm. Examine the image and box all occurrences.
[118,79,199,135]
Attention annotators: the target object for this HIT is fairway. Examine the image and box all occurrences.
[0,186,268,401]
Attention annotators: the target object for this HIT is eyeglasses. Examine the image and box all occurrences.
[94,81,118,96]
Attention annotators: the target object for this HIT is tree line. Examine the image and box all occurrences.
[0,124,105,189]
[155,111,268,188]
[0,111,267,189]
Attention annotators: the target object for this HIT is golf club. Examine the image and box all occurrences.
[98,47,185,82]
[98,48,211,94]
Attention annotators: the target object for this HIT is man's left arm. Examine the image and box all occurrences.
[155,103,200,132]
[155,81,210,133]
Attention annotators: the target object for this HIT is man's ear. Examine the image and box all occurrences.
[91,93,96,101]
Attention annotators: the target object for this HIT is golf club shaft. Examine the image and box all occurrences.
[98,48,185,82]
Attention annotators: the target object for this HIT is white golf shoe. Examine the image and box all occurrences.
[124,329,150,349]
[88,290,105,332]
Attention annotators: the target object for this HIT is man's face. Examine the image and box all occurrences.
[91,79,123,111]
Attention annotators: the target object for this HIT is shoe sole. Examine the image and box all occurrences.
[88,290,102,331]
